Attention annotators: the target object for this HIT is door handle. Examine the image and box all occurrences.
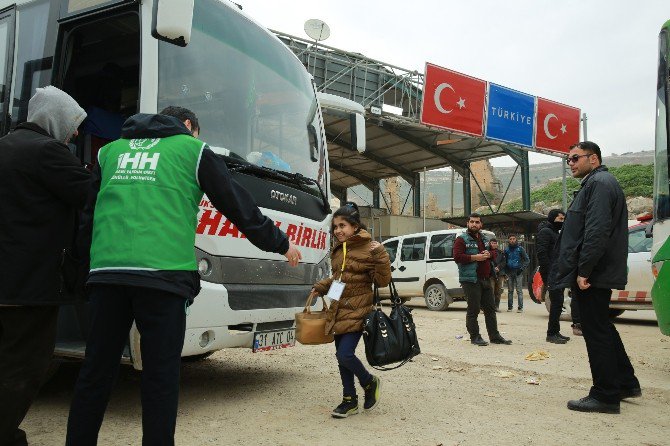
[399,266,406,272]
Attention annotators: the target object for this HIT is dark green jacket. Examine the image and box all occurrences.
[456,231,489,283]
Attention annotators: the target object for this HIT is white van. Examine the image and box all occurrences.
[382,229,496,311]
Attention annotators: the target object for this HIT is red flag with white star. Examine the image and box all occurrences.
[535,98,580,154]
[421,63,486,136]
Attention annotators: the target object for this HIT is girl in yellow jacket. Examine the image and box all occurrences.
[311,202,391,418]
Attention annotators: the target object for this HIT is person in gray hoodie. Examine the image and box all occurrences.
[0,86,90,446]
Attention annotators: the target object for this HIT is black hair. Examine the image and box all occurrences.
[489,238,498,242]
[332,202,367,231]
[468,212,482,221]
[508,233,518,239]
[570,141,602,163]
[159,106,200,134]
[547,208,565,222]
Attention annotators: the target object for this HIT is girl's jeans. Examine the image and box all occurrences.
[334,332,372,397]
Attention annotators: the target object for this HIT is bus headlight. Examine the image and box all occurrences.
[198,258,212,276]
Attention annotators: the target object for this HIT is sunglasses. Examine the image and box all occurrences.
[566,154,592,165]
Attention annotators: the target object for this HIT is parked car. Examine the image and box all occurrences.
[382,229,496,311]
[529,215,654,318]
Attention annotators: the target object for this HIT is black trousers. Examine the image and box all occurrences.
[462,279,500,339]
[0,306,59,446]
[573,286,639,404]
[66,285,187,446]
[547,288,565,335]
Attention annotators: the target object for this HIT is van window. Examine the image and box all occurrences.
[628,228,652,253]
[384,240,399,263]
[400,237,426,262]
[429,234,455,259]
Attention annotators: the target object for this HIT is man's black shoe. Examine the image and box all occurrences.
[470,335,488,346]
[567,396,620,414]
[490,335,512,345]
[557,332,571,341]
[620,387,642,400]
[546,334,568,344]
[331,396,359,418]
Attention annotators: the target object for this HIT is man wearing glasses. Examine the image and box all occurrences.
[551,141,640,414]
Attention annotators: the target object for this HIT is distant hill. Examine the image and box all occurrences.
[495,150,655,197]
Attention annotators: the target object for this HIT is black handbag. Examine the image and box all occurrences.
[362,280,421,370]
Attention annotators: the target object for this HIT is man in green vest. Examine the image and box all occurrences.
[65,106,302,445]
[453,213,512,346]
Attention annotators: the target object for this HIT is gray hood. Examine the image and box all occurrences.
[27,86,87,143]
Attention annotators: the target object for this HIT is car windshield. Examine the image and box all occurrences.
[157,0,326,190]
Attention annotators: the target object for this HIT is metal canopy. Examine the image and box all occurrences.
[275,30,535,212]
[325,112,512,190]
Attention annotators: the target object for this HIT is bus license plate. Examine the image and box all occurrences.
[252,329,295,353]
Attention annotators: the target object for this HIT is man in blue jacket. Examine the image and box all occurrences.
[552,141,640,414]
[502,234,529,312]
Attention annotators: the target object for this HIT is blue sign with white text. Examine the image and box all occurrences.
[485,83,535,147]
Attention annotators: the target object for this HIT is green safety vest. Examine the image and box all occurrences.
[90,135,205,272]
[457,231,489,284]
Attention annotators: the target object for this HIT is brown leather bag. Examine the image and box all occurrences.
[295,294,334,345]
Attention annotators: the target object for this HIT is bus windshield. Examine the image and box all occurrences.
[157,0,324,185]
[655,28,670,220]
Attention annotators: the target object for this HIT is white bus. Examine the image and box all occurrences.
[0,0,364,367]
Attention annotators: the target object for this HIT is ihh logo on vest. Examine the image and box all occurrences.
[112,152,161,182]
[485,83,535,147]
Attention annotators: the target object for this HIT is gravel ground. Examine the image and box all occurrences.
[22,298,669,446]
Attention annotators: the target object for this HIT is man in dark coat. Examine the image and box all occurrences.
[551,141,640,414]
[536,209,571,343]
[0,86,91,445]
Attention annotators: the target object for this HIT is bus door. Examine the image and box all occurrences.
[51,4,141,360]
[395,236,427,296]
[0,6,15,136]
[54,4,141,165]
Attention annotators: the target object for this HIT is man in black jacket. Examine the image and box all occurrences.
[536,209,571,344]
[0,86,91,445]
[551,141,640,414]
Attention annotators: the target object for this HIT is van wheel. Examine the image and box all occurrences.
[425,284,450,311]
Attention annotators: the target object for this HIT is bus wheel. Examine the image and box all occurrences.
[182,352,215,362]
[424,284,450,311]
[609,309,625,318]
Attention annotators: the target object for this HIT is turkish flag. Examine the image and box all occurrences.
[535,98,581,154]
[421,63,486,136]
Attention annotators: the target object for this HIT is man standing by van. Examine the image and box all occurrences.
[66,106,302,445]
[453,213,512,346]
[0,86,90,446]
[503,234,529,312]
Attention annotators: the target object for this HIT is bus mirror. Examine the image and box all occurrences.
[350,113,366,153]
[151,0,194,47]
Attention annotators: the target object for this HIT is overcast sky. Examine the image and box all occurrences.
[242,0,667,167]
